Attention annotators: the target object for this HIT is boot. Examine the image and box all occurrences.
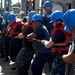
[11,66,16,70]
[0,51,5,58]
[4,56,9,62]
[62,52,75,64]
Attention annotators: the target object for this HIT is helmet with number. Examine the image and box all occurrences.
[3,11,9,20]
[8,14,16,22]
[43,1,53,8]
[63,9,75,32]
[50,10,64,23]
[27,11,37,19]
[32,14,42,21]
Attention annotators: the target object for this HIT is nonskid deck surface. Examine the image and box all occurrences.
[0,58,50,75]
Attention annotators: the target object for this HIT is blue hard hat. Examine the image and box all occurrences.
[3,11,9,20]
[50,10,64,23]
[8,14,16,22]
[43,1,52,8]
[27,11,37,19]
[32,14,42,21]
[63,9,75,32]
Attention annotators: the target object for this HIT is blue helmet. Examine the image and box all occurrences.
[63,9,75,32]
[8,14,16,22]
[50,10,64,23]
[3,11,9,20]
[27,11,37,19]
[43,1,53,8]
[32,14,42,21]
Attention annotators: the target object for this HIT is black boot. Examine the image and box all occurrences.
[11,66,16,70]
[0,51,5,58]
[4,57,9,62]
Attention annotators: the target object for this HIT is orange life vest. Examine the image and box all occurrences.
[5,20,24,38]
[51,24,72,54]
[22,22,34,32]
[22,22,34,42]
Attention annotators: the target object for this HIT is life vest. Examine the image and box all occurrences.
[22,22,34,42]
[5,20,24,38]
[51,24,72,54]
[22,22,34,32]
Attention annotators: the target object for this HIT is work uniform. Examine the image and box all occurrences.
[43,12,54,71]
[0,21,5,57]
[31,25,52,75]
[43,11,54,35]
[4,20,23,61]
[50,24,72,75]
[16,23,34,75]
